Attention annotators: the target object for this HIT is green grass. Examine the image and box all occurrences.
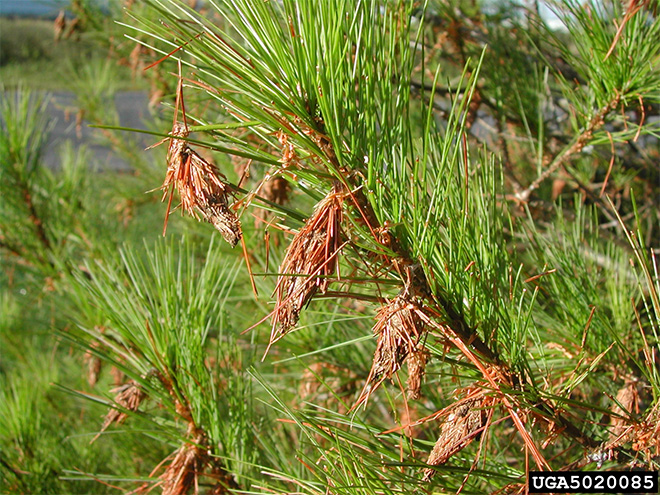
[0,18,145,91]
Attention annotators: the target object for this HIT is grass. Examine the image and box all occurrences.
[0,18,145,91]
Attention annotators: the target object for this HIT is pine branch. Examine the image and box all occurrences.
[516,94,621,202]
[0,237,26,260]
[21,185,51,253]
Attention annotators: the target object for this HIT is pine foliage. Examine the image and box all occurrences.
[1,1,659,494]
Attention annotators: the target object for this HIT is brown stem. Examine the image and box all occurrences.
[430,295,499,363]
[353,165,601,459]
[22,186,51,253]
[0,238,27,259]
[535,399,600,449]
[516,95,621,202]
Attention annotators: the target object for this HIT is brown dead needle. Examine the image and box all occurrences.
[270,184,344,345]
[422,394,487,481]
[354,293,427,409]
[406,348,429,400]
[255,174,291,227]
[92,380,146,443]
[160,122,242,246]
[159,432,208,495]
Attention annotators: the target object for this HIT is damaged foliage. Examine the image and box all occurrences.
[157,432,209,495]
[94,380,146,441]
[271,183,345,343]
[355,291,428,407]
[422,393,488,481]
[159,122,242,246]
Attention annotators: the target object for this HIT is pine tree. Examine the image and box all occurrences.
[1,1,659,493]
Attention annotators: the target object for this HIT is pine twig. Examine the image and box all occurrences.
[0,238,26,259]
[515,95,621,203]
[21,185,51,253]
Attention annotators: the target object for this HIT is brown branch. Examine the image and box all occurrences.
[21,186,51,253]
[0,238,27,259]
[516,95,621,203]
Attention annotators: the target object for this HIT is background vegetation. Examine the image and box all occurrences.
[1,0,659,494]
[0,16,143,90]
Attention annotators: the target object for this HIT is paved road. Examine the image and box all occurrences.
[43,91,153,170]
